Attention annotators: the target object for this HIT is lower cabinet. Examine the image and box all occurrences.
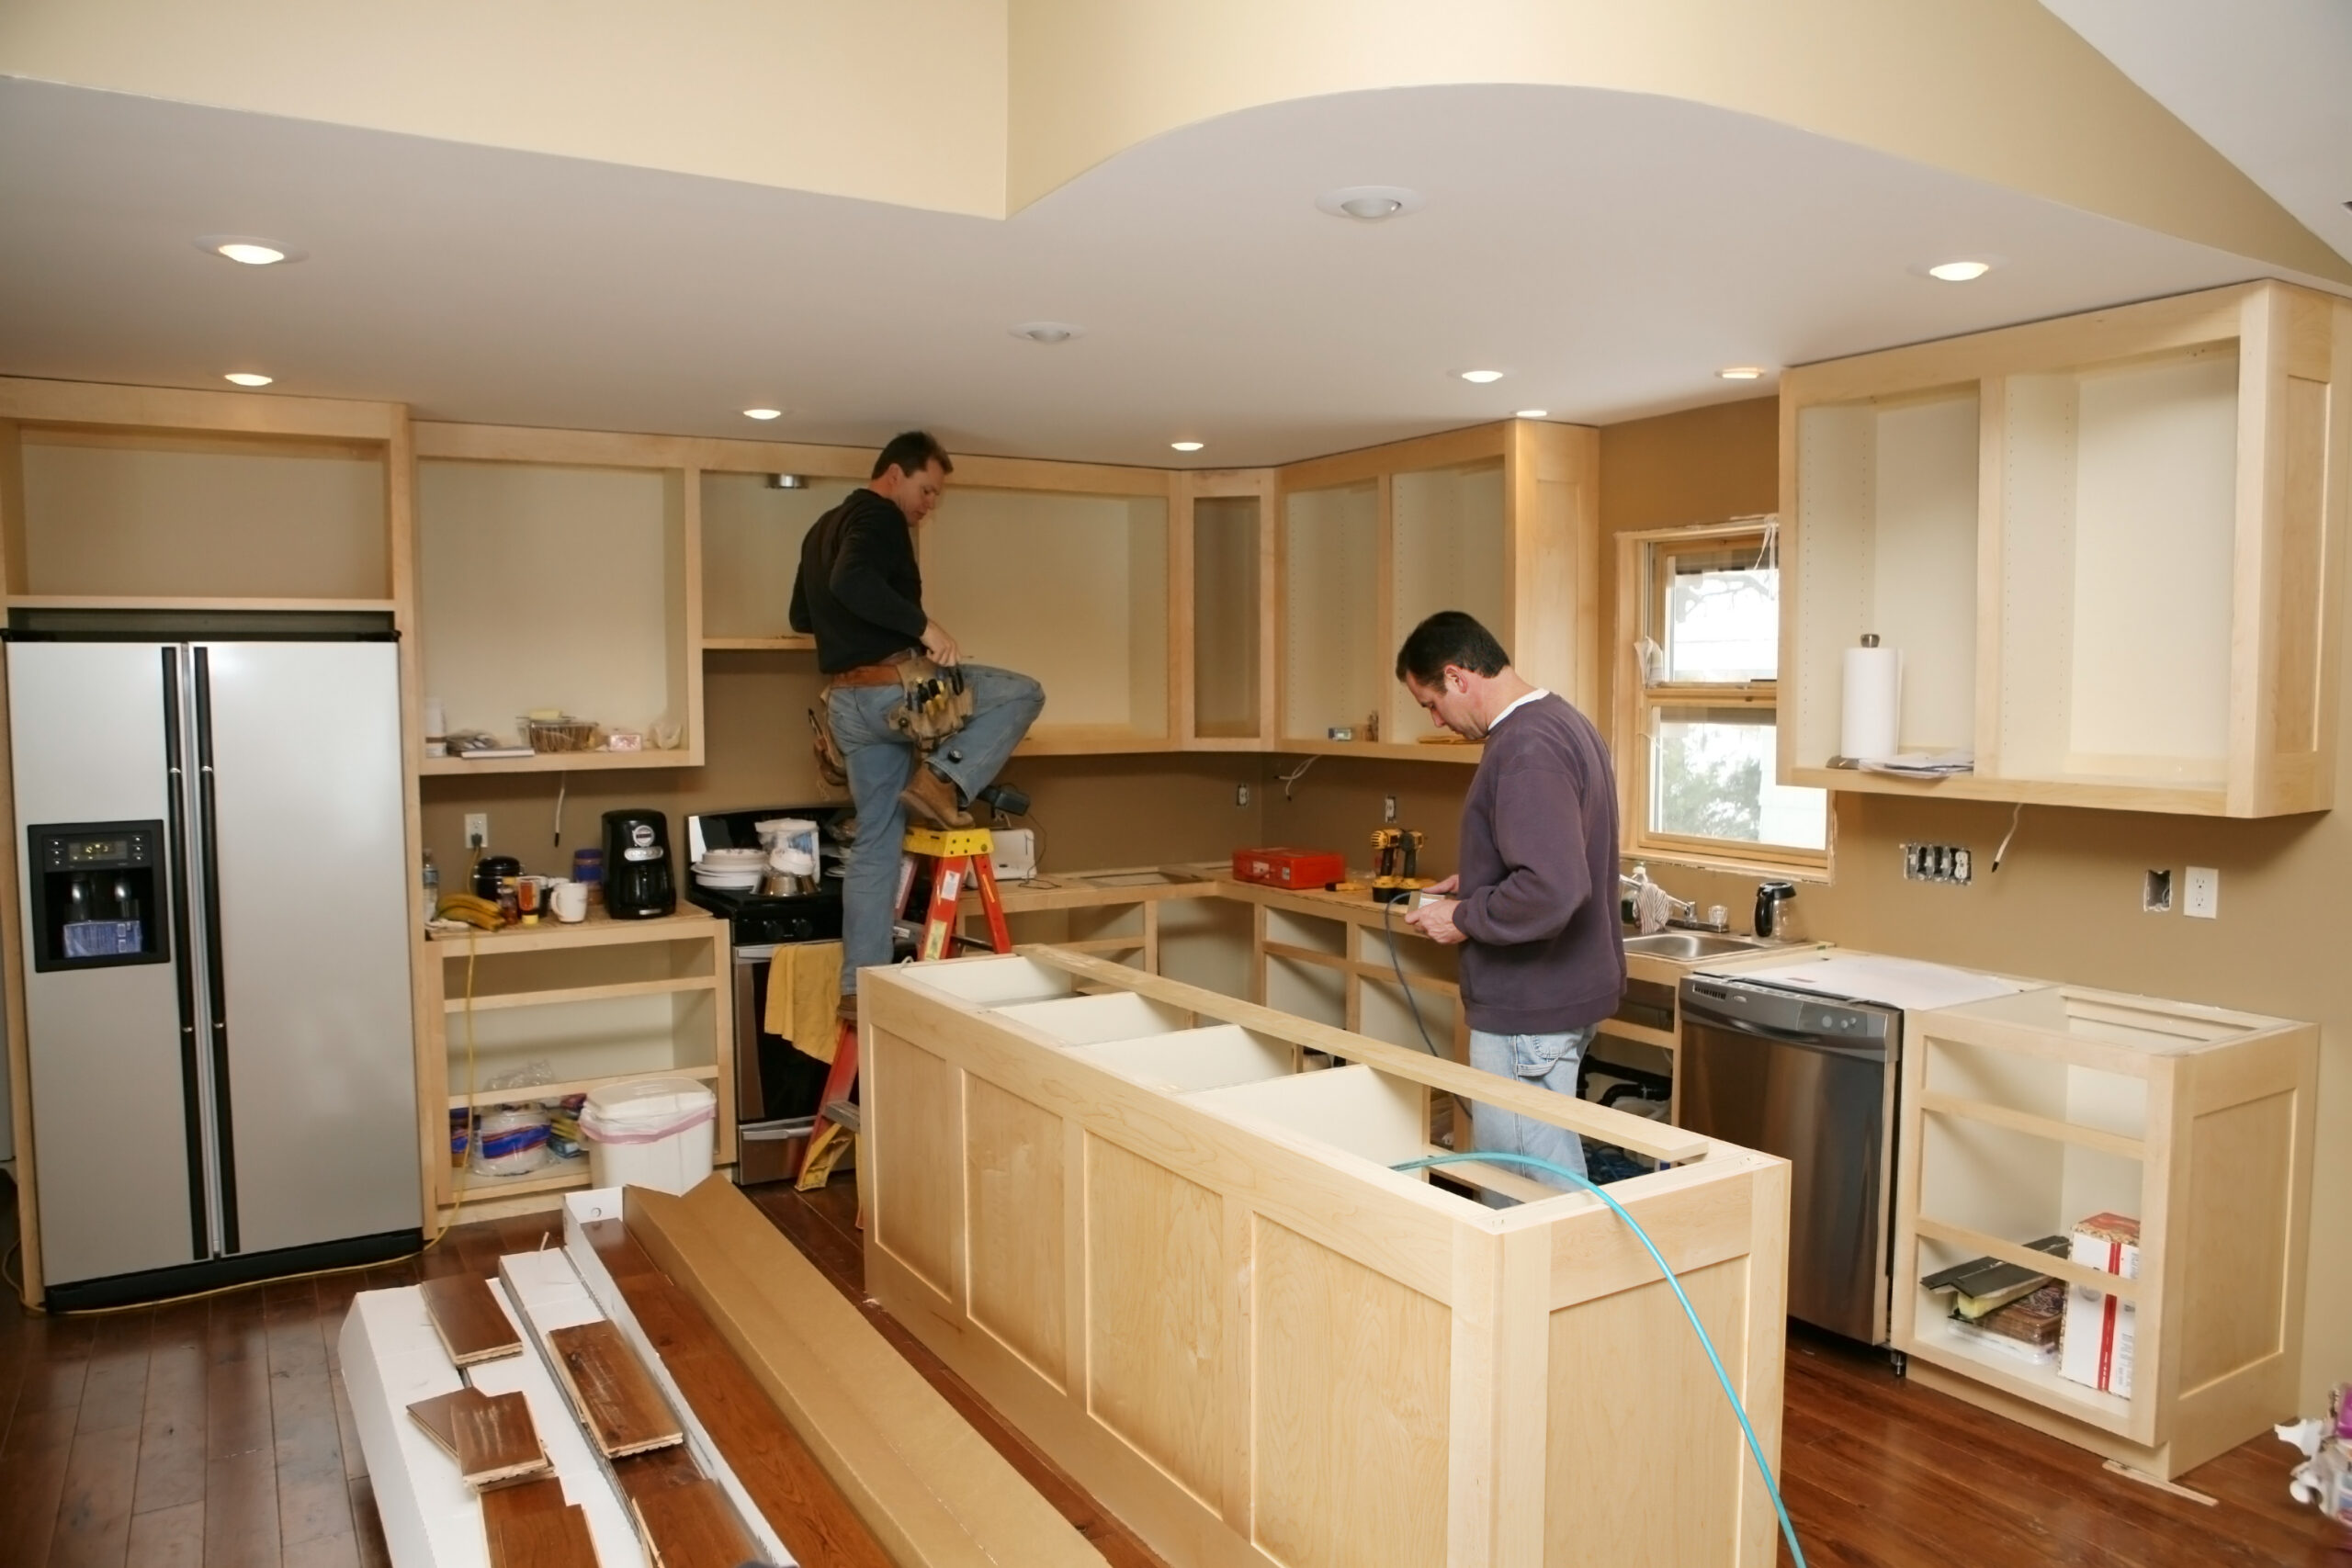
[863,950,1792,1568]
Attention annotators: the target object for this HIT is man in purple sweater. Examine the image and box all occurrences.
[1400,611,1624,1191]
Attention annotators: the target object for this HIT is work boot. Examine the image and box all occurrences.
[898,764,973,829]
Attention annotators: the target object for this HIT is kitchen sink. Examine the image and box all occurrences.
[1622,931,1775,961]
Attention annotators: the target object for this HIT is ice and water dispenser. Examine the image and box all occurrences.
[28,820,167,971]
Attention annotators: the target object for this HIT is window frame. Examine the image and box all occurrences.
[1611,516,1832,880]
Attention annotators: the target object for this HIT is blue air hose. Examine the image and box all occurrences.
[1393,1148,1807,1568]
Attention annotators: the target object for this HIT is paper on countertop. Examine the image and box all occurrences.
[1854,749,1974,777]
[1724,953,2023,1011]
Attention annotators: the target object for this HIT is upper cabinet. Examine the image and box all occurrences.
[0,378,407,610]
[1783,282,2352,817]
[1272,421,1599,761]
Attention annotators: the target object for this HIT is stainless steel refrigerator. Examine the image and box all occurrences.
[7,612,420,1308]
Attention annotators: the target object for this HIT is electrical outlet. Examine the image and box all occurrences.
[2184,865,2219,919]
[465,813,489,850]
[1901,842,1972,885]
[2143,869,2173,913]
[1235,784,1250,807]
[1383,795,1397,824]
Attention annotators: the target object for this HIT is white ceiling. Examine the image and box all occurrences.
[0,73,2320,468]
[2042,0,2352,271]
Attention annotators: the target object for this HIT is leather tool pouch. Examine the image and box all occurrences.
[807,703,848,787]
[888,658,974,747]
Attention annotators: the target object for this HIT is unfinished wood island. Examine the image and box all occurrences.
[861,948,1792,1568]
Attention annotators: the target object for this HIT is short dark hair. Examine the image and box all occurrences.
[1396,611,1510,685]
[872,431,954,480]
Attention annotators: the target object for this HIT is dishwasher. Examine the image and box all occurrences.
[1678,973,1900,1346]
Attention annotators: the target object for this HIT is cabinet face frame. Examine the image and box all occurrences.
[1778,281,2350,817]
[1175,468,1278,748]
[1272,419,1599,764]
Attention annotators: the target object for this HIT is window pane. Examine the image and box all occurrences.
[1650,705,1826,851]
[1665,547,1778,682]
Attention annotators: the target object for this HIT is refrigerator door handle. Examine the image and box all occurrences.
[191,648,241,1254]
[159,647,209,1259]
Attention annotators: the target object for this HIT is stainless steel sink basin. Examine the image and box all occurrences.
[1622,931,1774,961]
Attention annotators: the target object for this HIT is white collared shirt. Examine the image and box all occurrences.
[1487,687,1551,733]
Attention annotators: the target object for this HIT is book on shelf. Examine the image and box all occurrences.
[1920,1235,2069,1318]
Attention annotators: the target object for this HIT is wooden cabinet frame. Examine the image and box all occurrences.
[1779,281,2352,817]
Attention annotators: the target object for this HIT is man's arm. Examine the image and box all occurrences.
[1452,766,1591,946]
[829,513,930,643]
[787,562,811,635]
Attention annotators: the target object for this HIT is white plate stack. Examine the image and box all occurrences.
[692,846,767,892]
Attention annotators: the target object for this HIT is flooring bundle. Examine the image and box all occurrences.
[404,1387,551,1490]
[546,1319,686,1459]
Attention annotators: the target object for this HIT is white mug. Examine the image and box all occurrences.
[549,878,588,923]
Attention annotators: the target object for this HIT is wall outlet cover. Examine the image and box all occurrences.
[1383,795,1397,824]
[1235,784,1250,807]
[2184,865,2219,919]
[465,813,489,850]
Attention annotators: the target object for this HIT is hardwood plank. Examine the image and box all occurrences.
[578,1216,895,1568]
[267,1277,356,1553]
[628,1475,761,1568]
[488,1501,597,1568]
[545,1321,683,1458]
[417,1274,522,1366]
[130,1301,209,1516]
[120,1502,203,1568]
[0,1404,76,1568]
[202,1444,279,1567]
[453,1391,550,1490]
[204,1288,271,1463]
[72,1309,150,1434]
[348,1476,392,1568]
[46,1421,139,1568]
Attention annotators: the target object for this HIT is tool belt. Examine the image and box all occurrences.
[808,651,974,784]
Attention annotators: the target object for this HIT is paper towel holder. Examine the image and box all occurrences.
[1860,632,1880,648]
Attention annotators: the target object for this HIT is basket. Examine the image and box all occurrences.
[526,716,599,752]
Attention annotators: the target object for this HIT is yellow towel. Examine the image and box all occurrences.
[764,942,845,1065]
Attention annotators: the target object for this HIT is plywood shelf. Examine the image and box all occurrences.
[428,907,720,951]
[444,975,718,1014]
[445,1062,718,1111]
[699,636,814,651]
[1272,738,1485,763]
[419,747,698,775]
[4,594,401,613]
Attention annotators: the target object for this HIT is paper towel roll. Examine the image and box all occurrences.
[422,696,447,739]
[1840,642,1902,761]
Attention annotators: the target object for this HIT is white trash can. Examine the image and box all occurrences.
[581,1077,717,1195]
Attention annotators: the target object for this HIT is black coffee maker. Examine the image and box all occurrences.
[603,808,676,919]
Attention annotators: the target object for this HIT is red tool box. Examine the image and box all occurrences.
[1231,847,1347,890]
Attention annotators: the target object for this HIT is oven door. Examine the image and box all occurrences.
[733,943,833,1183]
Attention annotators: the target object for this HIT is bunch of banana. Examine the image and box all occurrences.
[435,893,505,930]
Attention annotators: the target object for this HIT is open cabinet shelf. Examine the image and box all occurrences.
[1782,281,2352,816]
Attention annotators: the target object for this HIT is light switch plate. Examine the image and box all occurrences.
[2184,865,2219,919]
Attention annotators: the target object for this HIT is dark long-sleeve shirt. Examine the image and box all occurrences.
[1452,692,1624,1033]
[789,489,929,672]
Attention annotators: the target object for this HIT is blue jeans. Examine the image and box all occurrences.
[828,662,1045,996]
[1467,1025,1594,1204]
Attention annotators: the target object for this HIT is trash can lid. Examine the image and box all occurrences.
[582,1076,715,1124]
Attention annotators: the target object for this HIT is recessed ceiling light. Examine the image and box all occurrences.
[1011,321,1082,344]
[223,372,273,387]
[194,234,305,265]
[742,408,783,420]
[1316,186,1425,221]
[1459,369,1505,384]
[1926,259,1993,282]
[1514,410,1549,420]
[1170,441,1204,453]
[1717,367,1767,381]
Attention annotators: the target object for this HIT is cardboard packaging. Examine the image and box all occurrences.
[2060,1212,2140,1397]
[1231,847,1346,889]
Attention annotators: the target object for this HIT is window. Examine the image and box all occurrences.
[1613,519,1828,873]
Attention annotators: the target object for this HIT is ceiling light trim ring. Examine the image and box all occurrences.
[194,234,307,265]
[1315,186,1427,222]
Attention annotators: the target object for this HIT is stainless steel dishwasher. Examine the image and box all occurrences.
[1677,974,1901,1345]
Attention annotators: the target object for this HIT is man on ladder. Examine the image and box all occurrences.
[791,430,1045,1030]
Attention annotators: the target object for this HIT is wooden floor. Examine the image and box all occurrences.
[2,1168,2344,1566]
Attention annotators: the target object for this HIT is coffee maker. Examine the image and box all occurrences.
[602,808,676,919]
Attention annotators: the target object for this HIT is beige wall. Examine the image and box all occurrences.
[7,0,2342,280]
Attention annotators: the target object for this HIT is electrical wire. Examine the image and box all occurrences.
[1274,754,1321,799]
[1379,897,1443,1055]
[1990,802,2025,873]
[1394,1148,1809,1568]
[552,772,568,849]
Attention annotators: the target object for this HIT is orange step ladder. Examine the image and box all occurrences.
[797,826,1011,1193]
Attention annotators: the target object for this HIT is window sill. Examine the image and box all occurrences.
[1621,839,1832,886]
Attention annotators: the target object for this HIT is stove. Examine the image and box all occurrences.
[685,804,849,1182]
[684,805,846,945]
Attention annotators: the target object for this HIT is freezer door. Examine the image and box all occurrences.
[198,641,419,1251]
[7,642,199,1284]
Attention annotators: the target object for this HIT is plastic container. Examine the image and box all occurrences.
[580,1077,716,1194]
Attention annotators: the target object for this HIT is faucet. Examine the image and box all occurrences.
[1620,863,1728,934]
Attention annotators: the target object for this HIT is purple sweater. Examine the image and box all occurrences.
[1452,692,1625,1034]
